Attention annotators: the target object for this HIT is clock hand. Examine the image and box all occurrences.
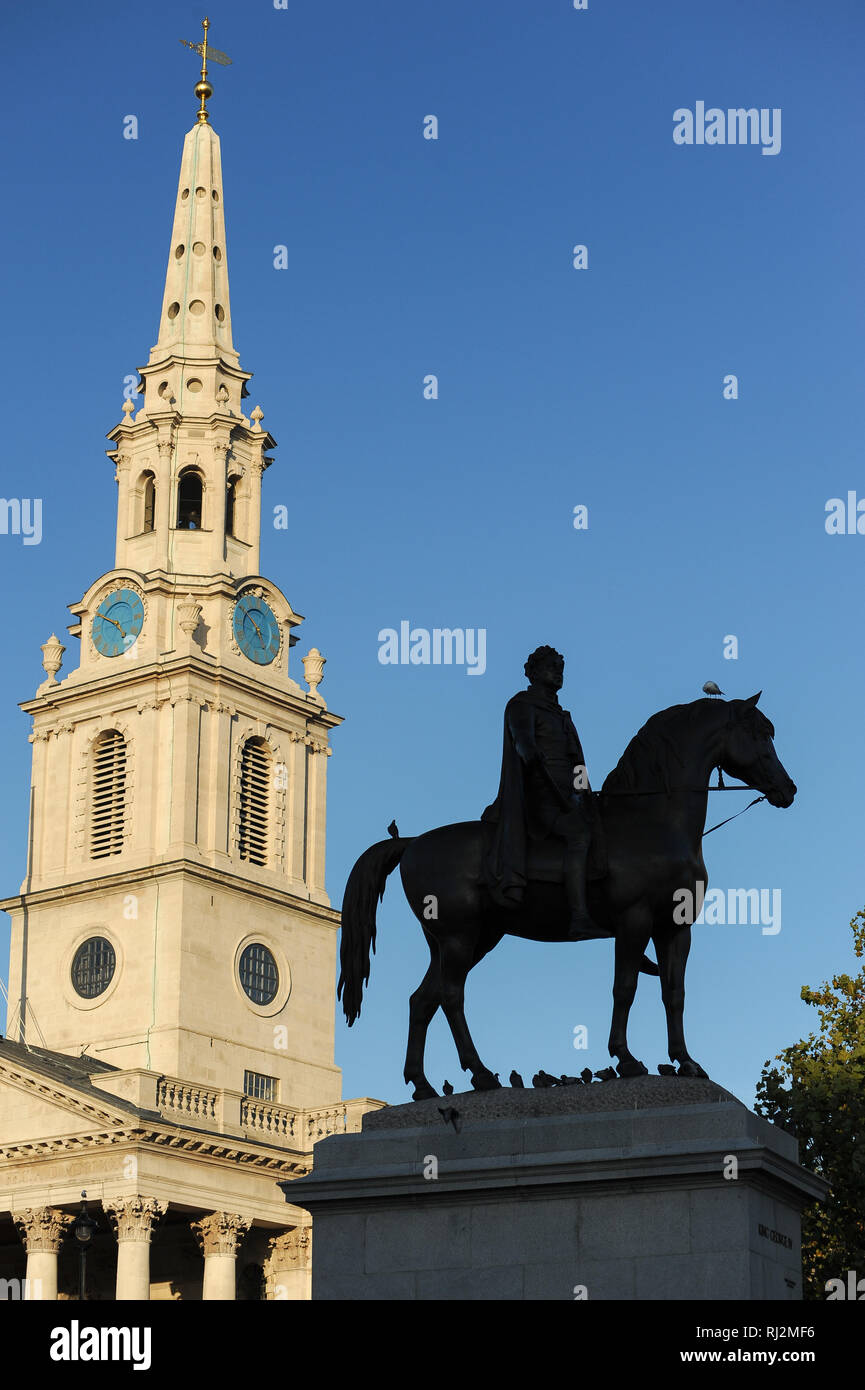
[103,616,126,634]
[248,615,263,640]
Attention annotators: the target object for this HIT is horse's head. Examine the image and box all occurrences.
[721,693,796,808]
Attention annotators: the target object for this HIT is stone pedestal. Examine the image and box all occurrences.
[283,1077,827,1301]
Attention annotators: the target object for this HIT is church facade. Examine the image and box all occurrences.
[0,68,380,1300]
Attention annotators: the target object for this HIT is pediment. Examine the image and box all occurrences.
[0,1056,133,1146]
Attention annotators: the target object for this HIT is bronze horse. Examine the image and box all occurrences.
[338,694,795,1099]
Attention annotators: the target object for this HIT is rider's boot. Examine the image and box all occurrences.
[565,848,613,941]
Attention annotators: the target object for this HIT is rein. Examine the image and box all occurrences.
[701,795,766,836]
[594,770,768,837]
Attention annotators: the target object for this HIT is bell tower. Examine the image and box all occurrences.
[1,45,344,1112]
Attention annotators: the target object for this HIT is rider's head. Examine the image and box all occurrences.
[525,646,564,689]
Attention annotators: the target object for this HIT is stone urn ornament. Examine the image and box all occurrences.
[303,648,326,701]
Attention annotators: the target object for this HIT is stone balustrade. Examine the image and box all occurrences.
[239,1097,298,1140]
[156,1077,220,1123]
[155,1077,382,1152]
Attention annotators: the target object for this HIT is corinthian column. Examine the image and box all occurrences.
[104,1196,167,1300]
[264,1226,312,1301]
[13,1207,74,1300]
[191,1212,250,1300]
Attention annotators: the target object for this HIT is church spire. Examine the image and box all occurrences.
[106,26,275,582]
[150,117,237,363]
[153,19,237,362]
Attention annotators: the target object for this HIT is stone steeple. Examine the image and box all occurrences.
[151,120,238,368]
[106,99,272,582]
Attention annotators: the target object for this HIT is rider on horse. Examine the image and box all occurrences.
[482,645,612,942]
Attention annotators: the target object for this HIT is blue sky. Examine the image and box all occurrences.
[0,0,862,1108]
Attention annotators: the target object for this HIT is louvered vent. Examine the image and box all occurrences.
[91,730,126,859]
[239,738,270,866]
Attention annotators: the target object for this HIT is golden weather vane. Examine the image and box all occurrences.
[179,17,233,125]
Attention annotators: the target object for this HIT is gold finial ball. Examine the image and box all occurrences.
[195,80,213,102]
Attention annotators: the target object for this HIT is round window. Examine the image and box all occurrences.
[72,937,116,999]
[239,943,279,1005]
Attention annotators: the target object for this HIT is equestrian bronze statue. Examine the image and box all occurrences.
[338,647,796,1100]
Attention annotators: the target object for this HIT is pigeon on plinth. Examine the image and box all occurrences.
[532,1070,559,1089]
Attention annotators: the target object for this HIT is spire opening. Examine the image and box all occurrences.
[177,471,203,530]
[142,473,156,532]
[226,478,237,538]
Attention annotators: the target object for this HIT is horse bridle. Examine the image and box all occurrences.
[595,706,772,835]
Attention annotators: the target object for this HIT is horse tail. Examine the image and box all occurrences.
[338,835,413,1025]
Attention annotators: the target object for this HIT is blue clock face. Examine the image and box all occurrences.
[233,593,280,665]
[92,589,145,657]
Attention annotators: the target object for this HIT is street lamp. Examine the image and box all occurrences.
[72,1191,98,1300]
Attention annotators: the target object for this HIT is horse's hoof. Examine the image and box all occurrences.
[616,1058,649,1078]
[675,1060,708,1079]
[410,1081,438,1101]
[471,1068,502,1092]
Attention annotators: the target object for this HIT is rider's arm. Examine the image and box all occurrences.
[507,702,539,766]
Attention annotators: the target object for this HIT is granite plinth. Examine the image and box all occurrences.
[362,1074,737,1129]
[283,1077,827,1301]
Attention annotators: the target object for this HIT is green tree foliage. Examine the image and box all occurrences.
[755,909,865,1299]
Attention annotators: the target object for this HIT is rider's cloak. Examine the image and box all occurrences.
[481,688,588,909]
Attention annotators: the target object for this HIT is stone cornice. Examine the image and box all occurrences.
[0,1123,312,1175]
[20,660,341,732]
[106,404,272,449]
[133,349,253,380]
[0,858,340,922]
[68,569,297,618]
[284,1137,828,1216]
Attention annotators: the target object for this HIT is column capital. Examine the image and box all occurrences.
[104,1196,167,1243]
[266,1225,311,1269]
[13,1207,74,1254]
[191,1211,250,1258]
